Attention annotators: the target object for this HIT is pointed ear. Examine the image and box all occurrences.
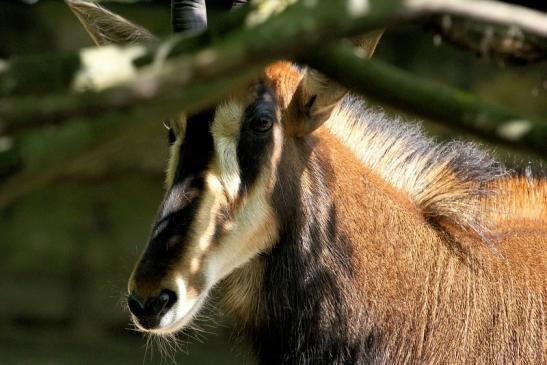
[65,0,154,46]
[287,30,384,137]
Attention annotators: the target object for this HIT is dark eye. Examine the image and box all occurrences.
[249,117,273,133]
[167,128,176,145]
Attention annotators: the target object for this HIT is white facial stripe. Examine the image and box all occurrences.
[190,174,225,255]
[152,177,276,332]
[206,124,283,282]
[211,101,244,201]
[152,175,224,325]
[206,171,278,283]
[153,100,283,333]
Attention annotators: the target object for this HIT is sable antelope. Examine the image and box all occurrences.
[67,1,546,363]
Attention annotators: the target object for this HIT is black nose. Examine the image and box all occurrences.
[127,289,177,328]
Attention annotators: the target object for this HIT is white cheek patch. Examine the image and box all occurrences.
[211,101,245,201]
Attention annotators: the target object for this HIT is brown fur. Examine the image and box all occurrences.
[484,176,547,228]
[223,121,545,363]
[65,4,546,361]
[321,129,545,363]
[219,62,546,364]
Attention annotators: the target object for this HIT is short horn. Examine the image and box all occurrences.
[172,0,207,34]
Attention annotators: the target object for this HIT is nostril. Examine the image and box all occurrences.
[162,289,177,309]
[128,289,177,322]
[127,292,146,316]
[158,291,171,306]
[151,289,177,315]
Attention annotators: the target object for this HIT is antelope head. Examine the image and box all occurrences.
[67,0,382,334]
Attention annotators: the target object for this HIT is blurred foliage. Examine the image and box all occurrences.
[375,26,546,166]
[0,1,545,364]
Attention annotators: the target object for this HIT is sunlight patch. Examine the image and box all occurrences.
[73,45,146,91]
[347,0,369,17]
[496,120,532,141]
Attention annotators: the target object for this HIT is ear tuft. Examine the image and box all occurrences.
[287,29,384,136]
[66,0,154,46]
[351,29,384,59]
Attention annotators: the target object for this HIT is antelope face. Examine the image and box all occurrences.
[127,62,326,333]
[66,0,381,336]
[128,75,278,332]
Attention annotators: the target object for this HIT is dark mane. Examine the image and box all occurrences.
[326,95,507,239]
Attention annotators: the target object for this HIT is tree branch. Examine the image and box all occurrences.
[1,0,547,208]
[0,0,405,134]
[404,0,547,39]
[426,15,547,64]
[0,66,258,209]
[305,43,547,158]
[2,0,546,135]
[0,2,250,98]
[2,0,546,98]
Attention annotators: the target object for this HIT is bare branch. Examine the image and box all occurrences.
[405,0,547,39]
[0,0,404,133]
[3,0,545,98]
[427,16,547,64]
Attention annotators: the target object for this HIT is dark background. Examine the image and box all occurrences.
[0,1,545,364]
